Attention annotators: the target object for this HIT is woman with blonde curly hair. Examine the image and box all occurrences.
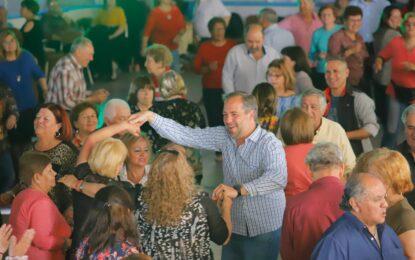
[354,148,415,259]
[266,58,299,117]
[135,143,233,259]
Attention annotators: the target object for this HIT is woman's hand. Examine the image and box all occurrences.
[403,61,415,72]
[0,224,12,255]
[6,115,17,130]
[58,175,79,189]
[8,229,35,257]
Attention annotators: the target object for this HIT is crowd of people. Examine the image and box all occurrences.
[0,0,414,259]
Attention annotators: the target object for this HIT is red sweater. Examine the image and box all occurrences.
[144,6,185,50]
[284,143,314,197]
[10,188,71,260]
[194,40,236,89]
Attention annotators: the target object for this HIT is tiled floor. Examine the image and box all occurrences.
[94,69,225,258]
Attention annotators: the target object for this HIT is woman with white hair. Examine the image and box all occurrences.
[152,70,206,184]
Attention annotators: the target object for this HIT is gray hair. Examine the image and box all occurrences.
[70,36,93,53]
[301,88,327,113]
[339,172,384,211]
[259,8,278,23]
[305,142,343,172]
[225,91,258,120]
[401,104,415,124]
[160,70,187,99]
[104,98,131,122]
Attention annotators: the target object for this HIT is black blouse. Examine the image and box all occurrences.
[21,19,45,68]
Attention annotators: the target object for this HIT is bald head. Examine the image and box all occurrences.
[245,23,264,53]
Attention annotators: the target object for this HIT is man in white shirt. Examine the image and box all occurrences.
[222,23,280,94]
[193,0,231,41]
[259,8,295,52]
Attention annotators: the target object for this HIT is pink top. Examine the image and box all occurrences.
[284,143,314,197]
[378,36,415,95]
[279,13,322,54]
[9,188,71,260]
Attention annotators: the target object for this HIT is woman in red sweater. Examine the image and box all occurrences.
[375,12,415,148]
[9,151,71,260]
[142,0,185,71]
[194,17,235,129]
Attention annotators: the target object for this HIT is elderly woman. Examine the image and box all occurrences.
[0,82,19,194]
[354,148,415,259]
[136,144,232,259]
[71,102,98,149]
[27,103,78,217]
[152,70,206,183]
[76,186,141,258]
[93,0,128,80]
[20,0,45,69]
[144,44,173,101]
[142,0,186,71]
[267,59,299,117]
[280,108,315,196]
[9,151,71,259]
[375,12,415,149]
[0,29,47,161]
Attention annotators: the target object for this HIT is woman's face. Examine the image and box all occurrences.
[320,8,336,26]
[20,6,31,19]
[2,35,17,53]
[75,108,98,135]
[137,86,154,107]
[128,138,150,168]
[267,67,286,90]
[35,163,56,192]
[211,22,226,41]
[405,17,415,37]
[145,56,165,76]
[34,108,61,139]
[387,9,402,29]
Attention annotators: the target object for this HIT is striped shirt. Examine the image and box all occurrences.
[46,54,86,110]
[151,114,287,236]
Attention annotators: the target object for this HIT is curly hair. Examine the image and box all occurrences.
[142,145,196,226]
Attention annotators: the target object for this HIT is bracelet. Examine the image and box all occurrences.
[74,180,83,192]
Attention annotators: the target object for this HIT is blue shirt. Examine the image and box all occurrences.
[277,95,300,118]
[312,212,406,260]
[0,50,44,111]
[309,25,342,73]
[150,114,287,237]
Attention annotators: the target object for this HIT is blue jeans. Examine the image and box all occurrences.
[222,228,281,260]
[171,49,181,72]
[381,97,406,149]
[0,150,16,193]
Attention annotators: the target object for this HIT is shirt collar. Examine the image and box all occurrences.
[231,124,262,144]
[264,23,280,33]
[310,176,342,189]
[343,211,386,234]
[246,45,267,55]
[69,54,83,70]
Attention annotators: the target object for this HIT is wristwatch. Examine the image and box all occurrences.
[233,184,242,197]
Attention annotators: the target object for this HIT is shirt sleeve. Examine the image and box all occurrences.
[222,47,237,94]
[378,37,398,62]
[150,114,226,151]
[309,31,319,62]
[199,195,229,245]
[194,45,204,74]
[143,10,156,37]
[30,199,69,250]
[353,93,379,137]
[27,52,45,79]
[243,137,287,196]
[311,237,347,260]
[58,70,79,109]
[175,7,186,31]
[328,33,342,57]
[117,8,127,30]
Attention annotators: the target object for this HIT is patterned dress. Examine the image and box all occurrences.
[135,191,212,259]
[76,238,140,260]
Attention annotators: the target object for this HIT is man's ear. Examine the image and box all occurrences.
[349,197,360,213]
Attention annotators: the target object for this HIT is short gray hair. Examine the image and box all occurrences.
[401,104,415,124]
[104,98,130,122]
[339,172,383,211]
[160,70,187,99]
[259,8,278,23]
[225,91,258,120]
[305,142,343,172]
[70,36,93,53]
[301,88,327,113]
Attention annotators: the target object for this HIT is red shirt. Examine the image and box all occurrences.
[10,188,71,260]
[284,143,314,197]
[281,176,344,260]
[378,36,415,96]
[144,6,185,50]
[194,40,236,89]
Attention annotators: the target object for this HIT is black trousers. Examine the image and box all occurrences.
[202,88,224,127]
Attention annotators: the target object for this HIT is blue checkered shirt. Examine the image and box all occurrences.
[150,114,287,237]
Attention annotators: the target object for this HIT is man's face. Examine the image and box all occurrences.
[245,29,264,53]
[301,95,324,130]
[75,44,94,68]
[405,113,415,150]
[320,8,336,26]
[353,177,388,226]
[325,60,349,91]
[211,22,226,41]
[300,0,313,14]
[223,96,255,140]
[345,15,362,34]
[106,107,131,126]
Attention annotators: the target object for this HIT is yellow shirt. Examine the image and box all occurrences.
[314,117,356,173]
[95,7,127,29]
